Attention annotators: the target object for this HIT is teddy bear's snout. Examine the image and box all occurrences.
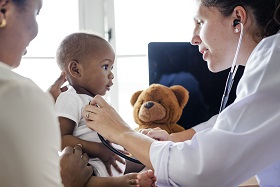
[139,101,166,122]
[144,102,154,109]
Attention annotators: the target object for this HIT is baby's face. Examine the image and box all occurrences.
[78,43,115,97]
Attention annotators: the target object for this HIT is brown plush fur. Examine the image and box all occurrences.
[130,84,189,134]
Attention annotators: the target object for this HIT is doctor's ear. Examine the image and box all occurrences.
[232,6,247,26]
[68,61,82,78]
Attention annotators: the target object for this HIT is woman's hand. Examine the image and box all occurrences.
[60,145,93,187]
[139,127,171,141]
[47,72,68,101]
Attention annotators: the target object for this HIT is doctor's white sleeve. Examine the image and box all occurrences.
[150,117,280,187]
[191,114,217,132]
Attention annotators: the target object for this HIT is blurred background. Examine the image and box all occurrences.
[14,0,200,128]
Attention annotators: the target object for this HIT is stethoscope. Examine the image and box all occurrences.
[98,20,244,164]
[219,20,244,113]
[97,133,142,164]
[88,102,142,164]
[94,101,142,164]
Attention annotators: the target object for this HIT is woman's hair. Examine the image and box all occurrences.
[201,0,280,37]
[12,0,26,7]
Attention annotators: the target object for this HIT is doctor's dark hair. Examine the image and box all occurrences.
[200,0,280,37]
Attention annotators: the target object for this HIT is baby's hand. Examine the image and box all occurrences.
[138,127,170,141]
[98,142,125,176]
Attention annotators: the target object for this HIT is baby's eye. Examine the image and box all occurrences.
[102,65,109,70]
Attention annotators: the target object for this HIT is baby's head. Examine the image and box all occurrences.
[56,32,115,97]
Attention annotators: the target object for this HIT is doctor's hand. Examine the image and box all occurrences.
[139,127,171,141]
[140,127,197,142]
[83,95,155,170]
[83,95,133,145]
[60,145,93,187]
[48,72,68,101]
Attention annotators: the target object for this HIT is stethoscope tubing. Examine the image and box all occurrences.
[219,23,244,113]
[98,133,142,164]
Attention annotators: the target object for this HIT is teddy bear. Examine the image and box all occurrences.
[130,83,189,134]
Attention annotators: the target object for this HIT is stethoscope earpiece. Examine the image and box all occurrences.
[233,19,241,27]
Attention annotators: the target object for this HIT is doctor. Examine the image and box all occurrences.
[82,0,280,186]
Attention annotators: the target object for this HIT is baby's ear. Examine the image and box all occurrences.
[68,61,81,78]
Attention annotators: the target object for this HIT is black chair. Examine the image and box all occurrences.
[148,42,244,129]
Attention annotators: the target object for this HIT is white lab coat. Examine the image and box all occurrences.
[150,33,280,187]
[256,159,280,186]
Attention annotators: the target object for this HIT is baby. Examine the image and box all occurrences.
[55,32,156,187]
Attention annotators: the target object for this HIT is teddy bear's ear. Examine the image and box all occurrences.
[130,90,143,106]
[170,85,189,108]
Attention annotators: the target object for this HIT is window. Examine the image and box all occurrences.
[13,0,79,91]
[113,0,195,127]
[13,0,196,129]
